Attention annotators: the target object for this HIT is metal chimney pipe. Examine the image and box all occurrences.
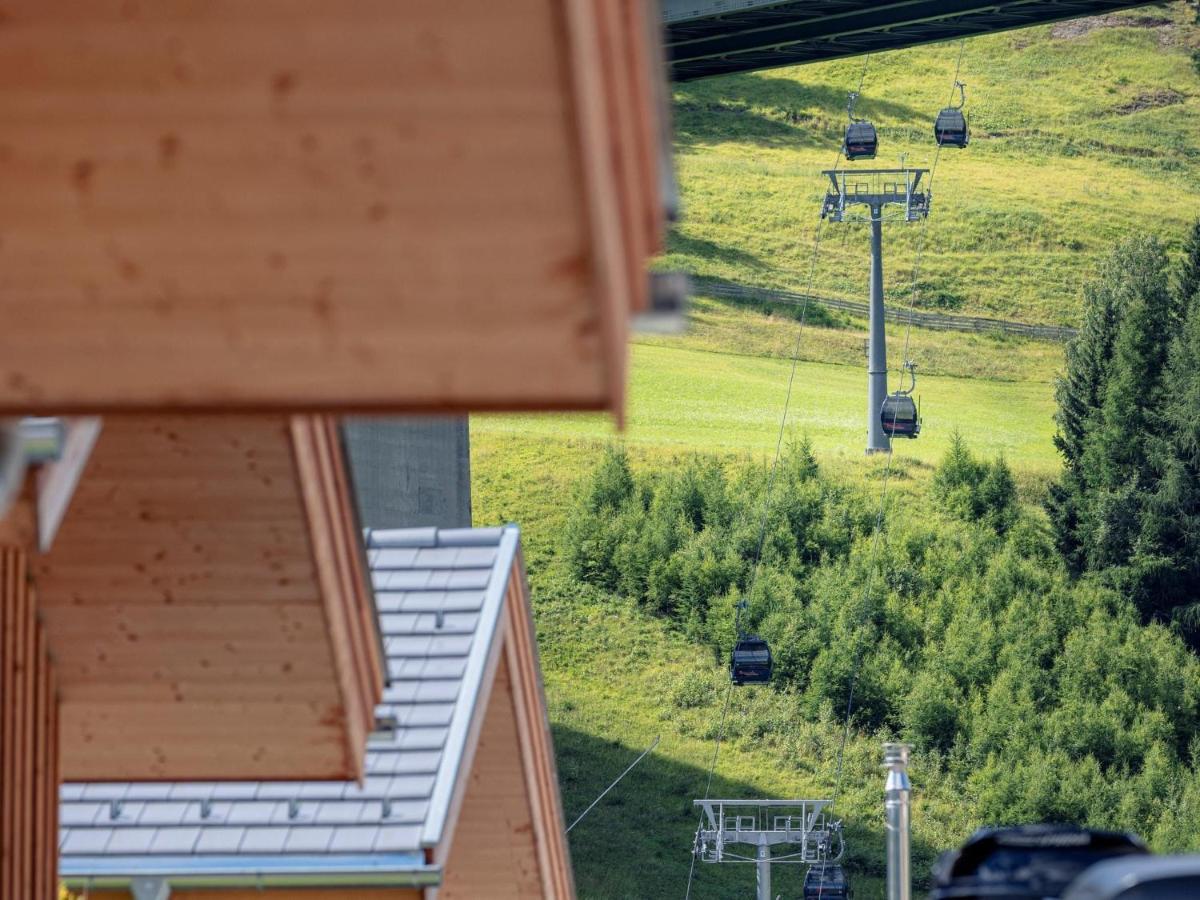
[884,742,912,900]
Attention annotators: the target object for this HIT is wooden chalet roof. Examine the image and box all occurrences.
[59,525,573,895]
[34,416,382,783]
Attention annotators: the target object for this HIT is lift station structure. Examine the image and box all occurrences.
[821,167,930,454]
[692,798,844,900]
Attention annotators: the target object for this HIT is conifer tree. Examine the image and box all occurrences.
[1172,217,1200,318]
[1049,237,1172,575]
[1136,299,1200,628]
[1078,237,1172,571]
[1048,239,1146,567]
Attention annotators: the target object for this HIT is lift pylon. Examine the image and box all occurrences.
[821,168,930,454]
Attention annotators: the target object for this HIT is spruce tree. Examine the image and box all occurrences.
[1049,236,1172,576]
[1172,217,1200,319]
[1078,237,1172,572]
[1048,239,1150,567]
[1136,299,1200,629]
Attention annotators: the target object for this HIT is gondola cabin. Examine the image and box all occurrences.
[934,107,969,148]
[881,393,920,438]
[934,81,969,148]
[843,121,878,160]
[730,635,772,685]
[804,864,852,900]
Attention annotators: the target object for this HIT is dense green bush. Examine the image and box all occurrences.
[561,437,1200,839]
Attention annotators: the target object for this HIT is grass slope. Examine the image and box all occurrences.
[472,284,1062,897]
[467,9,1200,897]
[471,311,1059,897]
[473,434,969,900]
[477,341,1059,478]
[640,295,1067,383]
[663,5,1200,325]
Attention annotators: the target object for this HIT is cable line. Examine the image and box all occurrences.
[684,48,874,900]
[566,736,661,833]
[817,38,968,900]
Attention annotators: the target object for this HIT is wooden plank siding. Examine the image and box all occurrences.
[502,550,575,900]
[82,890,423,900]
[35,415,378,782]
[440,652,546,898]
[437,559,575,899]
[0,546,58,900]
[0,0,665,415]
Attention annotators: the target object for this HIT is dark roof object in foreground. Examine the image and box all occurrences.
[664,0,1160,81]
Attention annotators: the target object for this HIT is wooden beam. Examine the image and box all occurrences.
[0,0,665,415]
[0,545,59,900]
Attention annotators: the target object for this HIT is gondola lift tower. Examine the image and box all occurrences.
[821,167,930,454]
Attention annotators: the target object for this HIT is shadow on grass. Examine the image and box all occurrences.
[554,723,939,900]
[668,232,767,271]
[674,75,926,150]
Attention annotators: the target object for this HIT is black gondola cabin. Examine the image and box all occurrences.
[843,121,878,160]
[934,107,968,148]
[881,393,920,438]
[731,635,772,685]
[804,864,851,900]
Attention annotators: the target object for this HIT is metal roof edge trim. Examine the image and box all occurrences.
[419,524,521,847]
[61,853,438,888]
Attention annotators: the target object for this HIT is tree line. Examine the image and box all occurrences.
[1049,221,1200,639]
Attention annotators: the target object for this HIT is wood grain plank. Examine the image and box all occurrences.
[0,0,630,412]
[0,547,59,900]
[36,416,365,781]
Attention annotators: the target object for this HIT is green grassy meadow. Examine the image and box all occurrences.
[477,340,1059,477]
[468,7,1200,898]
[472,313,1060,898]
[664,6,1200,325]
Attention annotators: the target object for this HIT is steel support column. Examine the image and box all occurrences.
[867,205,890,454]
[756,832,771,900]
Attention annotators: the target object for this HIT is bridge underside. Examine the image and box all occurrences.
[665,0,1159,81]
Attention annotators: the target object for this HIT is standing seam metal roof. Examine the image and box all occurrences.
[59,525,519,886]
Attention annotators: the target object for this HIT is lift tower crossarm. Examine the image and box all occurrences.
[692,798,844,900]
[821,168,930,223]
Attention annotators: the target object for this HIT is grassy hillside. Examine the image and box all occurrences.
[472,313,1060,898]
[468,9,1200,899]
[638,296,1066,383]
[663,5,1200,325]
[477,340,1059,480]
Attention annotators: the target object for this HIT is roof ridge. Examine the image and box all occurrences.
[365,525,508,550]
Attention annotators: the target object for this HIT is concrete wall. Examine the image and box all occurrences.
[342,418,471,530]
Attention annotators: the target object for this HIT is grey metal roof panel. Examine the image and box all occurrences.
[434,527,505,547]
[368,527,439,549]
[61,829,112,855]
[149,828,202,855]
[106,829,159,855]
[328,826,379,853]
[237,827,289,854]
[193,827,245,854]
[61,804,104,827]
[60,525,520,881]
[283,827,335,854]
